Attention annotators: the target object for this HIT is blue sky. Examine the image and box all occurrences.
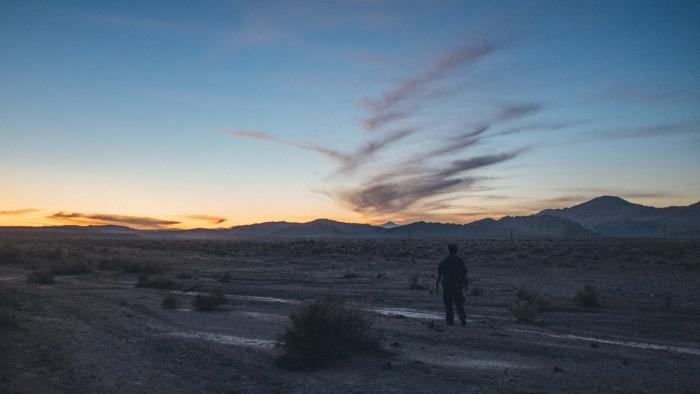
[1,0,699,228]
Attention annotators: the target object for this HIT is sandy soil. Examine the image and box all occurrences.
[1,238,699,393]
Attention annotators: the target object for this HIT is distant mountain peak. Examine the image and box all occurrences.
[585,195,633,206]
[379,221,401,229]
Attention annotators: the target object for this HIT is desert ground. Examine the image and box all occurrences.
[1,237,699,393]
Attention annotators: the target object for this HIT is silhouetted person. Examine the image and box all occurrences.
[434,244,467,326]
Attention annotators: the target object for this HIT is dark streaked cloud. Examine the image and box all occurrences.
[614,121,700,139]
[362,43,498,131]
[336,127,417,173]
[0,208,38,216]
[187,215,227,225]
[225,130,349,161]
[493,103,542,122]
[49,212,179,228]
[362,110,411,131]
[335,150,521,214]
[226,127,416,174]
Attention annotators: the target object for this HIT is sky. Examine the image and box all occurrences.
[1,0,699,229]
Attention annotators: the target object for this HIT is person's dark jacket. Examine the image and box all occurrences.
[438,255,467,289]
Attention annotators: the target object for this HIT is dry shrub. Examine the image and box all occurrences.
[574,285,601,307]
[0,289,19,329]
[218,271,233,282]
[135,275,176,289]
[192,290,227,311]
[516,288,549,311]
[99,259,162,275]
[27,270,55,285]
[276,297,379,370]
[509,301,538,322]
[161,295,179,309]
[50,261,92,275]
[47,247,64,261]
[407,273,425,290]
[0,245,22,265]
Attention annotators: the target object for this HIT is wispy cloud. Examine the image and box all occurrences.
[362,43,498,131]
[48,212,179,228]
[187,215,227,225]
[225,130,349,161]
[224,41,543,220]
[335,151,522,215]
[226,127,416,174]
[0,208,38,216]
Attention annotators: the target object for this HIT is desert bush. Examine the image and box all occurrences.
[509,301,538,322]
[0,290,19,329]
[50,261,92,275]
[407,273,425,290]
[99,259,162,275]
[48,247,64,260]
[135,275,176,289]
[26,270,55,284]
[161,295,179,309]
[516,288,549,311]
[218,271,233,282]
[192,290,227,311]
[276,296,379,370]
[0,245,22,265]
[574,285,600,307]
[175,272,193,279]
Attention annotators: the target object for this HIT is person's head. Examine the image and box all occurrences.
[448,244,458,255]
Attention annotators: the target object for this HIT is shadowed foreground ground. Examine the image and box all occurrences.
[1,238,699,393]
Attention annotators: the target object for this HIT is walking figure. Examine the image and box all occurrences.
[434,244,468,326]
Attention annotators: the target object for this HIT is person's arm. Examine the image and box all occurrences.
[461,259,468,291]
[434,260,443,293]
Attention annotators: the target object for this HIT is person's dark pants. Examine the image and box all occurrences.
[442,286,466,325]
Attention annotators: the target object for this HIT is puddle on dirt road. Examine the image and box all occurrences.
[173,291,300,305]
[240,311,286,321]
[370,307,444,320]
[168,291,700,358]
[509,328,700,356]
[175,290,500,322]
[414,354,530,370]
[167,332,275,349]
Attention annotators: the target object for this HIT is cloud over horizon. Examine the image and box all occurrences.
[48,212,180,228]
[187,215,227,225]
[0,208,39,216]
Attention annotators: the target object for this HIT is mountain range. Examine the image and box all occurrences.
[1,196,698,239]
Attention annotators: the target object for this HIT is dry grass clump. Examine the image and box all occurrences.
[574,284,601,307]
[161,295,179,309]
[0,245,22,265]
[99,259,162,275]
[135,275,176,289]
[516,288,549,311]
[50,261,92,275]
[0,289,19,329]
[218,271,233,282]
[276,297,379,370]
[26,270,55,285]
[509,288,549,322]
[407,273,426,290]
[509,301,539,322]
[192,290,227,311]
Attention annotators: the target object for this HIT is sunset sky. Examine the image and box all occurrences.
[1,1,699,229]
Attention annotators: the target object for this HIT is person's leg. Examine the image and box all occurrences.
[455,290,466,326]
[442,289,454,325]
